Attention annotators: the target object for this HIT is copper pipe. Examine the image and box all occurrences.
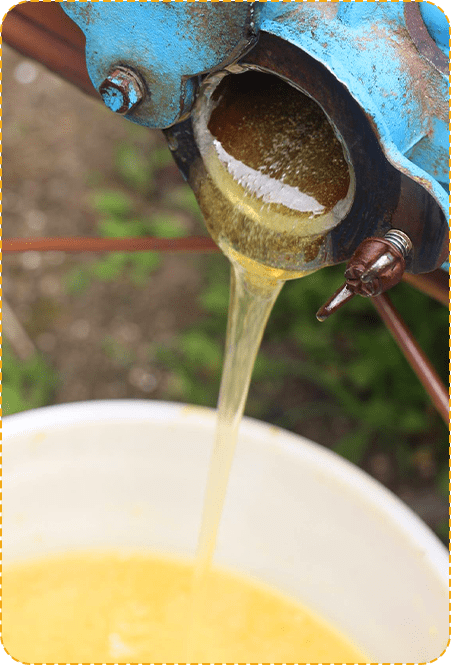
[2,3,98,98]
[402,270,449,307]
[372,293,449,423]
[3,236,220,254]
[4,238,448,304]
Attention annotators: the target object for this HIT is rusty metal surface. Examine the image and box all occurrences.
[62,2,257,128]
[99,66,146,115]
[372,293,449,424]
[2,2,98,99]
[240,32,447,274]
[404,3,448,75]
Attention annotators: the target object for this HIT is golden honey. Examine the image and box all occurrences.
[3,551,366,662]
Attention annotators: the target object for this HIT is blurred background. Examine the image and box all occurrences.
[3,43,448,543]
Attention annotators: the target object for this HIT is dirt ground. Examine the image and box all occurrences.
[3,44,448,538]
[3,44,205,404]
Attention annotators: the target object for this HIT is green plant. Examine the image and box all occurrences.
[157,256,447,468]
[65,148,194,293]
[62,133,447,541]
[3,341,58,416]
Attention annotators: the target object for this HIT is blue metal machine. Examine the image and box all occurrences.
[62,2,449,279]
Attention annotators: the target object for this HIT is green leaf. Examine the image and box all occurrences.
[65,267,92,295]
[165,185,203,220]
[436,467,450,498]
[91,190,134,218]
[251,353,271,381]
[181,330,222,372]
[199,280,230,315]
[130,252,162,284]
[149,215,186,238]
[98,218,146,239]
[360,398,397,429]
[347,357,379,390]
[98,217,129,238]
[397,409,428,434]
[334,428,371,465]
[3,384,28,415]
[149,146,174,170]
[115,145,151,192]
[291,319,333,355]
[91,255,127,281]
[3,341,58,415]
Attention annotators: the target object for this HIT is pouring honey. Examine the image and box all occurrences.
[3,70,366,662]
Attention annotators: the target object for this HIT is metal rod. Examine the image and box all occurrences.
[372,292,449,423]
[5,238,448,306]
[402,270,449,307]
[3,236,220,254]
[2,3,98,98]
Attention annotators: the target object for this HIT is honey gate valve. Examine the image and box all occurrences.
[62,2,449,289]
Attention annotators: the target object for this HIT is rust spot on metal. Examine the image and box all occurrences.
[404,2,448,75]
[99,66,146,115]
[183,4,255,74]
[72,2,93,27]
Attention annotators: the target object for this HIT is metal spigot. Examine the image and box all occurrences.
[316,230,413,322]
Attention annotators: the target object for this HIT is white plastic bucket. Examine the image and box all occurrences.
[3,399,448,662]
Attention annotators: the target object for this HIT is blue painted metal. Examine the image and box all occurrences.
[102,86,124,115]
[99,67,145,115]
[101,73,141,113]
[62,3,254,129]
[420,2,449,55]
[255,2,449,273]
[61,2,449,267]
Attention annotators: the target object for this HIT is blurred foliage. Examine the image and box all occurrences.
[3,340,58,416]
[61,133,447,542]
[66,143,200,293]
[101,336,136,368]
[157,255,448,476]
[65,189,186,291]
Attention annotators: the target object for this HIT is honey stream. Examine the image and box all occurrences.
[188,71,353,653]
[2,72,364,664]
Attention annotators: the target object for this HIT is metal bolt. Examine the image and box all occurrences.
[383,229,413,258]
[99,66,146,115]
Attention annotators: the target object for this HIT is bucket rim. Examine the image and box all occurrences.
[4,398,448,585]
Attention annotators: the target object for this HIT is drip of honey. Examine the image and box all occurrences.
[2,71,363,663]
[188,69,356,655]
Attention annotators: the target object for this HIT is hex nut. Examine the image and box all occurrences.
[99,66,146,115]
